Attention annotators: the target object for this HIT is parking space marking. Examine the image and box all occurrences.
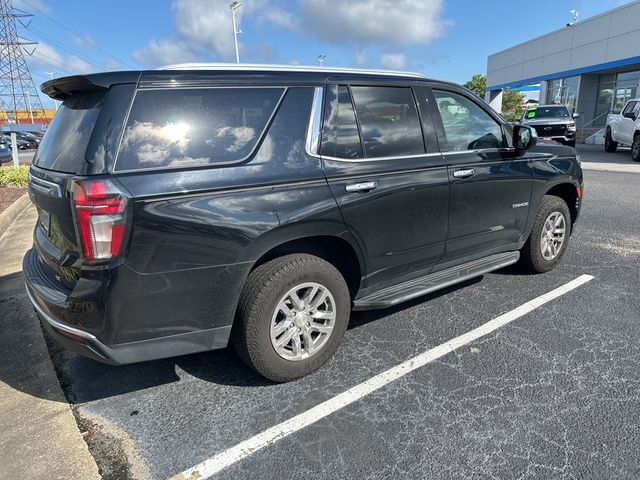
[170,274,594,480]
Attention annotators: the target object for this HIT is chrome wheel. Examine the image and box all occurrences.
[270,282,336,361]
[540,211,566,261]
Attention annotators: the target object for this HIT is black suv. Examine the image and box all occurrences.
[520,104,579,147]
[24,65,583,382]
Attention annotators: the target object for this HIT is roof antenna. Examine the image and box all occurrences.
[567,9,578,27]
[318,54,326,67]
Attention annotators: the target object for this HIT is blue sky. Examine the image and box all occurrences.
[16,0,632,108]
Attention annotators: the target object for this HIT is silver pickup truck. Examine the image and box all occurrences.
[605,98,640,161]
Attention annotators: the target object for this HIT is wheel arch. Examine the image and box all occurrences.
[545,182,579,225]
[239,222,366,300]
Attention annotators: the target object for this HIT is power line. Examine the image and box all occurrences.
[19,0,136,69]
[27,24,105,69]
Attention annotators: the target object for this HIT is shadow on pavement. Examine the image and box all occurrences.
[2,267,485,404]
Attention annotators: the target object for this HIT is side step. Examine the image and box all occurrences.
[353,251,520,310]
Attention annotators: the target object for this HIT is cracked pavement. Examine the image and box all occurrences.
[46,167,639,479]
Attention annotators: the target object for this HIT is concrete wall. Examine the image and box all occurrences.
[487,1,640,89]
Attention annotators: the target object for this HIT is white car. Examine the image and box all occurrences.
[605,98,640,161]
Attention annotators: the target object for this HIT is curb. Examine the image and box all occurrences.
[0,192,31,240]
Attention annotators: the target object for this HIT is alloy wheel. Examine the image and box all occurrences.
[269,282,336,361]
[540,211,566,261]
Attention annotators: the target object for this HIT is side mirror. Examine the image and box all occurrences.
[513,124,537,152]
[572,112,580,119]
[623,111,636,120]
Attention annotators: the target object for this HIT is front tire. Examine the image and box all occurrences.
[632,134,640,162]
[520,195,571,273]
[232,254,350,382]
[605,128,618,153]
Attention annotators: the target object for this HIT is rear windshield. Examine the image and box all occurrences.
[33,91,105,173]
[526,106,570,119]
[115,87,285,171]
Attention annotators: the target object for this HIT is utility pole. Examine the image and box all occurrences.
[0,0,46,164]
[318,54,327,67]
[46,71,58,110]
[230,1,241,63]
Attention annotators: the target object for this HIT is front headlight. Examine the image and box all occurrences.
[567,122,576,132]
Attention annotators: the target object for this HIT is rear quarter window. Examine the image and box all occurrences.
[115,87,285,171]
[33,91,105,173]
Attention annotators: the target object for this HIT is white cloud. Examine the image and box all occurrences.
[298,0,448,46]
[132,39,198,67]
[133,0,300,66]
[29,42,96,75]
[72,34,97,49]
[132,0,448,68]
[353,47,369,67]
[379,52,407,70]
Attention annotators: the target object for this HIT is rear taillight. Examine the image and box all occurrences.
[73,180,128,262]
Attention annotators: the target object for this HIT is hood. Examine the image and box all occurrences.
[523,118,574,126]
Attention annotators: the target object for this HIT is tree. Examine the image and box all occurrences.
[463,74,486,98]
[502,90,526,116]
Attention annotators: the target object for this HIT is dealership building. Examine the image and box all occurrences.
[485,0,640,131]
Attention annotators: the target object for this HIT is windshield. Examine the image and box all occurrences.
[525,106,570,120]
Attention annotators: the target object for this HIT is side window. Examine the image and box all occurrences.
[350,86,425,158]
[622,101,637,115]
[320,85,363,159]
[633,102,640,117]
[115,87,284,171]
[432,89,507,152]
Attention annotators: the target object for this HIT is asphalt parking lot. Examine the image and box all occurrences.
[9,148,640,479]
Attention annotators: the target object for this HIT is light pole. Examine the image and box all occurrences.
[318,54,326,67]
[230,1,241,63]
[46,72,58,110]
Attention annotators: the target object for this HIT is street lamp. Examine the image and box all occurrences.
[230,1,242,63]
[318,54,326,67]
[46,72,58,110]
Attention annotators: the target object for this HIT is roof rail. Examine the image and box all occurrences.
[156,63,428,79]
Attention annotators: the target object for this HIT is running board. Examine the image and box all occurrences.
[353,251,520,310]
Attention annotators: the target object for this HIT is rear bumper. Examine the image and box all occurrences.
[26,282,232,365]
[23,248,236,365]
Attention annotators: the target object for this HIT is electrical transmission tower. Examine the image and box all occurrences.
[0,0,46,125]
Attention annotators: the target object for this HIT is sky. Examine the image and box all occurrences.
[13,0,635,108]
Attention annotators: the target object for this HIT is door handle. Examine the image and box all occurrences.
[345,181,378,193]
[452,168,475,178]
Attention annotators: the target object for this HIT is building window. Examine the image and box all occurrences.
[545,76,578,113]
[593,70,640,126]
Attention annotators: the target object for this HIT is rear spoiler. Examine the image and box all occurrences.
[41,72,141,100]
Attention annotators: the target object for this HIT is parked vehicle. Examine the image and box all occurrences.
[520,104,579,147]
[605,98,640,161]
[1,134,32,151]
[2,131,40,149]
[24,65,584,382]
[0,140,12,163]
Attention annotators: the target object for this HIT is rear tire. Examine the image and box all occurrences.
[604,128,618,153]
[232,254,350,382]
[520,195,571,273]
[632,134,640,162]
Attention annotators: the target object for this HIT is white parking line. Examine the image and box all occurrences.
[170,274,594,480]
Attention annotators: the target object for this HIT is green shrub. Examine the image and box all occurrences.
[0,165,29,188]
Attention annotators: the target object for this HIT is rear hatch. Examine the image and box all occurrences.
[29,75,137,287]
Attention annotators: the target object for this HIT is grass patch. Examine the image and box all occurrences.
[0,165,29,187]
